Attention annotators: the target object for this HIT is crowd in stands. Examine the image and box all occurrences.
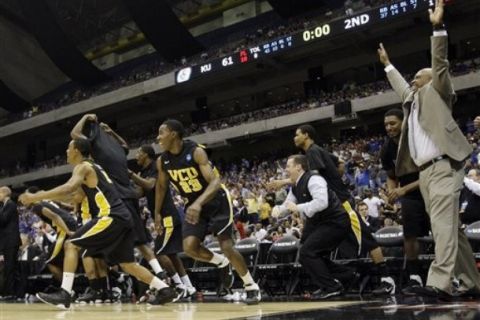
[1,0,428,126]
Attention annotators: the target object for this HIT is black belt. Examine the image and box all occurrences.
[418,155,448,171]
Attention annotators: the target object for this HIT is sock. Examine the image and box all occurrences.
[148,259,163,274]
[209,252,229,267]
[61,272,75,294]
[241,272,258,290]
[99,277,108,292]
[406,259,421,277]
[171,273,183,286]
[149,276,169,290]
[181,275,193,288]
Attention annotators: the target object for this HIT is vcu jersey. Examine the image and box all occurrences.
[161,140,219,206]
[81,160,131,222]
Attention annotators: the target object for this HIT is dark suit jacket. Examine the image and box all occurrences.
[386,33,472,177]
[0,199,21,250]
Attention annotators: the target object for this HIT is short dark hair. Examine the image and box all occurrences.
[163,119,185,139]
[384,108,403,121]
[297,124,317,142]
[358,202,368,209]
[288,154,310,171]
[73,138,92,157]
[140,144,156,159]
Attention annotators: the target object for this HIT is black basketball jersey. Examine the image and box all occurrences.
[84,121,137,200]
[81,160,131,221]
[161,140,219,206]
[32,201,77,232]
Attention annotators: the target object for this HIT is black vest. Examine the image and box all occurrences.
[291,171,346,225]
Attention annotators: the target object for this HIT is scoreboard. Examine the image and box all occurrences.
[176,0,433,84]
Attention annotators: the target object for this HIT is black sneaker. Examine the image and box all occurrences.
[148,287,177,305]
[173,286,186,302]
[42,285,58,293]
[36,289,71,309]
[75,287,97,304]
[372,277,396,296]
[244,289,261,305]
[401,276,423,296]
[312,284,344,300]
[219,263,234,291]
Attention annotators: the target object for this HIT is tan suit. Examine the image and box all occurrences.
[386,33,479,294]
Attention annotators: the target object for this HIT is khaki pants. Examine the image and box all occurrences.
[419,159,480,294]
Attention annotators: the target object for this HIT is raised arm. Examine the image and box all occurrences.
[71,114,97,140]
[429,0,454,102]
[378,43,412,102]
[100,122,129,150]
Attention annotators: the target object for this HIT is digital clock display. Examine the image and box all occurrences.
[176,0,432,84]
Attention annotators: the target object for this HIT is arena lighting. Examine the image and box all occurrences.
[175,0,433,84]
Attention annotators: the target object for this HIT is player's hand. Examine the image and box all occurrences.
[388,187,406,203]
[100,122,112,133]
[67,230,75,237]
[155,216,164,235]
[285,201,298,213]
[429,0,444,26]
[19,192,35,205]
[377,43,391,67]
[84,114,97,122]
[186,203,202,225]
[266,179,287,191]
[474,116,480,129]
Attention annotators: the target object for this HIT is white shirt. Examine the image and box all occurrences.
[407,100,443,166]
[254,228,268,241]
[363,196,384,218]
[464,177,480,196]
[276,174,329,220]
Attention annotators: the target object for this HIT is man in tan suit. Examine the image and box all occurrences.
[378,0,480,298]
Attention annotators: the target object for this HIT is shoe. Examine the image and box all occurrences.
[411,285,452,300]
[75,287,97,304]
[219,263,235,291]
[148,287,177,305]
[184,286,197,299]
[312,284,344,300]
[401,275,423,296]
[244,289,261,305]
[43,285,58,294]
[454,287,480,298]
[36,289,71,309]
[173,285,186,302]
[372,277,396,295]
[156,271,168,281]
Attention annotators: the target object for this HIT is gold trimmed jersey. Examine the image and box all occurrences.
[81,160,131,222]
[161,140,219,206]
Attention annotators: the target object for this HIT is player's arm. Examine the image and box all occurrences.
[192,147,221,207]
[100,122,129,150]
[41,207,74,235]
[71,114,97,139]
[130,171,156,190]
[154,156,168,228]
[20,164,90,204]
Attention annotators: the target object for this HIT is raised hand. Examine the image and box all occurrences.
[377,43,391,67]
[429,0,444,26]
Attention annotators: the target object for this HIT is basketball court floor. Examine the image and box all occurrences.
[1,297,479,320]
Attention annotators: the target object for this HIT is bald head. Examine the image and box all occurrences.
[0,186,11,201]
[411,68,432,92]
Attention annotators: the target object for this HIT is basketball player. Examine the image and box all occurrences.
[130,145,196,300]
[154,119,260,305]
[19,139,175,309]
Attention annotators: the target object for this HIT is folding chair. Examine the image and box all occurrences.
[256,235,300,297]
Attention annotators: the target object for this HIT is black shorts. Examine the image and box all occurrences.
[154,216,183,255]
[46,233,68,267]
[123,198,153,246]
[182,189,233,240]
[400,197,430,237]
[70,216,135,264]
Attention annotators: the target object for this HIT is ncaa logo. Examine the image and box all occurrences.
[176,67,192,83]
[186,154,192,162]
